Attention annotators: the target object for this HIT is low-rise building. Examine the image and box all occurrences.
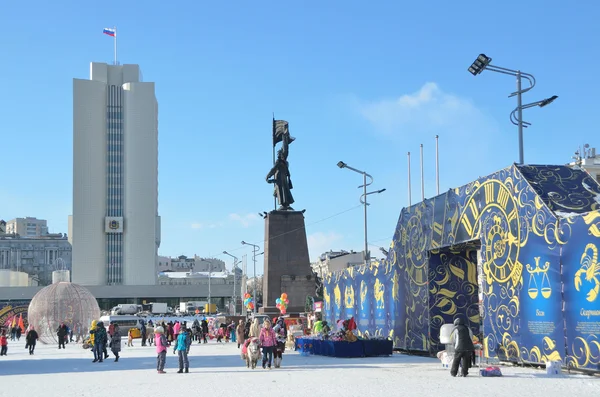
[5,217,49,237]
[0,233,72,286]
[156,255,226,274]
[311,250,364,279]
[568,145,600,183]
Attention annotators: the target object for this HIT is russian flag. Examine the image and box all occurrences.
[103,28,116,37]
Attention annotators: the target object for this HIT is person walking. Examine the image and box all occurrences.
[25,326,39,355]
[141,321,147,347]
[450,317,475,377]
[249,318,260,338]
[110,324,122,362]
[236,319,245,348]
[93,322,108,363]
[173,327,189,373]
[155,326,168,374]
[259,319,277,370]
[147,323,155,346]
[185,328,192,355]
[273,319,287,368]
[127,328,134,347]
[0,330,7,355]
[201,319,208,344]
[57,324,67,349]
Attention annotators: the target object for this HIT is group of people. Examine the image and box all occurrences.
[240,317,288,369]
[154,324,193,373]
[0,326,39,356]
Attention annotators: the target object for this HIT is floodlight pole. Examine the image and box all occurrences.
[337,161,385,265]
[241,241,260,314]
[223,251,239,315]
[469,55,537,165]
[516,72,524,165]
[488,65,534,165]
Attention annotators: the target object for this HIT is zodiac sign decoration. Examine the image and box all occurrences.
[574,243,599,302]
[526,257,552,300]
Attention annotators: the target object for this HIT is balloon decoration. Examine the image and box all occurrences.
[244,293,255,311]
[275,292,289,314]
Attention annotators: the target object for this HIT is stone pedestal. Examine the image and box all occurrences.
[260,210,314,314]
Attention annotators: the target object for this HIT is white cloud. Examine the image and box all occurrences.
[190,223,204,229]
[357,82,497,140]
[228,213,260,228]
[307,231,344,261]
[355,82,505,174]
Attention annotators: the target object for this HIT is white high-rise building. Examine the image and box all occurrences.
[71,62,160,286]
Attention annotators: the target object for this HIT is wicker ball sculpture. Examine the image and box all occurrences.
[28,282,100,344]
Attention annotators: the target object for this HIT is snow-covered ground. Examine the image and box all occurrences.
[1,338,598,396]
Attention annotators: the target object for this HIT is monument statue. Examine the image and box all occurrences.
[261,118,314,314]
[267,120,295,210]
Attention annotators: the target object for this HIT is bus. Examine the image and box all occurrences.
[98,315,144,338]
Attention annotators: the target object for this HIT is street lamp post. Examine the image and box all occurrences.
[468,54,558,165]
[203,260,212,310]
[337,161,385,264]
[241,241,260,314]
[223,251,239,315]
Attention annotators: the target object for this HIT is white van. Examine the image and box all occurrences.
[99,315,144,337]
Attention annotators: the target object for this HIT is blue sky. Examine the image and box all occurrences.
[1,1,598,274]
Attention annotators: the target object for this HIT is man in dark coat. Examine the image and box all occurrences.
[450,317,474,377]
[93,322,108,363]
[141,322,147,347]
[57,324,67,349]
[201,320,208,344]
[26,326,39,355]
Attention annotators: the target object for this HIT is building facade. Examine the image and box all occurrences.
[71,62,160,286]
[569,145,600,183]
[0,234,72,286]
[311,250,363,279]
[157,255,226,273]
[5,217,48,237]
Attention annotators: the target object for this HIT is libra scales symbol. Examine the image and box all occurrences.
[526,257,552,299]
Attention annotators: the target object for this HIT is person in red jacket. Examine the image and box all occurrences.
[0,330,8,356]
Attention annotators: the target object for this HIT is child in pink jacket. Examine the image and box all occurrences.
[155,326,168,373]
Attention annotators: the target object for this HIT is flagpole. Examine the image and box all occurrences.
[272,113,276,211]
[114,26,118,65]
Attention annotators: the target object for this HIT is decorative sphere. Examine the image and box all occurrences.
[28,282,100,344]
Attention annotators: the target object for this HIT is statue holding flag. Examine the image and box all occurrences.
[267,120,295,210]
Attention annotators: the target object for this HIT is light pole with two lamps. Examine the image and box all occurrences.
[337,161,386,264]
[222,251,239,315]
[468,53,558,165]
[241,241,260,314]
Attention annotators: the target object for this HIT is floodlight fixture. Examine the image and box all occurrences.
[510,95,559,128]
[468,54,492,76]
[538,95,558,108]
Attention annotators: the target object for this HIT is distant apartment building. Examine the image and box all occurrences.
[568,145,600,183]
[311,250,364,279]
[6,217,48,237]
[0,233,72,286]
[157,271,233,286]
[157,255,226,273]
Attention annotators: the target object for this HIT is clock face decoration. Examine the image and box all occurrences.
[457,180,523,286]
[402,212,428,286]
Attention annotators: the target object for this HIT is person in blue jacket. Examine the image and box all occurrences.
[173,328,190,373]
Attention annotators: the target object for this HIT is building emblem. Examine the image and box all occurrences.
[109,220,120,230]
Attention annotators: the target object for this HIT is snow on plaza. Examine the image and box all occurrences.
[2,338,598,396]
